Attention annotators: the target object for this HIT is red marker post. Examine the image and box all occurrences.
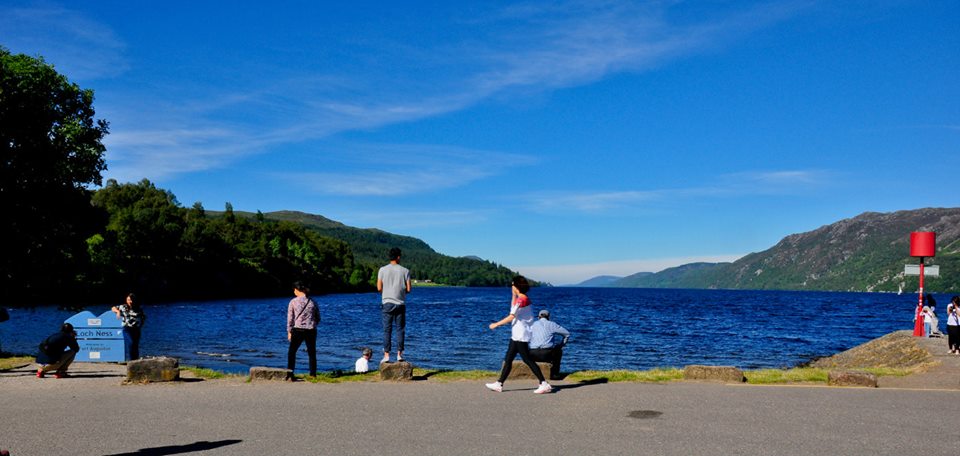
[909,232,936,337]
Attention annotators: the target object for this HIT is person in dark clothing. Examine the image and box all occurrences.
[112,292,146,360]
[37,323,80,378]
[286,281,320,379]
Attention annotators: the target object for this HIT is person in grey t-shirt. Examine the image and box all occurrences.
[377,247,411,363]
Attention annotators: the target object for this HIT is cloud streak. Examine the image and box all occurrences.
[7,2,811,185]
[282,143,538,196]
[0,4,128,80]
[522,169,834,214]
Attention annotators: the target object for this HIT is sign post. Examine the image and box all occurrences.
[908,232,936,337]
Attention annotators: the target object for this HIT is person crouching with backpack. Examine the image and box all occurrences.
[37,323,80,379]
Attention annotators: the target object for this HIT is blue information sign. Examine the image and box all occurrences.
[64,310,127,362]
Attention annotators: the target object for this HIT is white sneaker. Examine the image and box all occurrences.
[534,382,552,394]
[381,355,390,364]
[485,382,503,392]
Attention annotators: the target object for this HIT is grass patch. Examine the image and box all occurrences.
[0,356,33,371]
[745,368,829,384]
[566,368,684,383]
[860,367,914,377]
[180,365,240,379]
[745,366,917,384]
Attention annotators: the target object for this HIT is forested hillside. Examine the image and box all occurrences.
[612,208,960,292]
[233,210,519,287]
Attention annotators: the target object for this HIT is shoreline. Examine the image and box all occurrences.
[3,330,952,388]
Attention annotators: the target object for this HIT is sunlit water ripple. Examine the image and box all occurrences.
[0,287,933,375]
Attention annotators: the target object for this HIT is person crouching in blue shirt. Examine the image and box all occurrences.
[528,310,570,380]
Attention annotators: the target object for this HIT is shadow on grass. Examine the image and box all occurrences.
[412,369,448,381]
[102,439,242,455]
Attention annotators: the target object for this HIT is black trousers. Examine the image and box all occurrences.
[497,339,545,384]
[948,325,960,350]
[288,327,317,376]
[125,326,142,360]
[529,346,563,379]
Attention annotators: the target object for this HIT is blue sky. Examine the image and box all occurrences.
[2,1,958,284]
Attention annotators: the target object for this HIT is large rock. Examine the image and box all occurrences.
[683,365,745,383]
[380,361,413,381]
[126,356,180,383]
[505,361,552,381]
[828,370,878,387]
[249,367,292,382]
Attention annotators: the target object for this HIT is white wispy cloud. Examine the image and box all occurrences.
[7,2,810,183]
[337,210,491,230]
[525,190,664,213]
[282,143,538,197]
[523,169,834,214]
[0,4,128,80]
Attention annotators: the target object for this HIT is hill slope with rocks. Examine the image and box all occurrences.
[613,208,960,292]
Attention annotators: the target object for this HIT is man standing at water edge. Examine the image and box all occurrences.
[378,247,411,363]
[529,310,570,380]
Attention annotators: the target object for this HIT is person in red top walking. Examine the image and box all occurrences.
[485,276,552,394]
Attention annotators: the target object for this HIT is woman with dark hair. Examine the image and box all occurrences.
[946,296,960,354]
[286,281,320,380]
[485,276,552,394]
[112,293,145,360]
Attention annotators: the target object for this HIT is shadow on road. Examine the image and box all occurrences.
[552,377,609,391]
[102,439,242,456]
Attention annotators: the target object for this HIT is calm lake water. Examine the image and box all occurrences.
[0,287,941,375]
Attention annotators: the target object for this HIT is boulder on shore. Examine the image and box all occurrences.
[828,370,878,388]
[683,365,745,383]
[249,367,292,381]
[380,361,413,381]
[126,356,180,383]
[505,361,552,381]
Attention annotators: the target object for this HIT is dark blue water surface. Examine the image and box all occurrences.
[0,288,937,375]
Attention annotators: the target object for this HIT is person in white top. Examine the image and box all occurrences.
[922,306,933,338]
[355,347,373,373]
[946,297,960,354]
[485,276,552,394]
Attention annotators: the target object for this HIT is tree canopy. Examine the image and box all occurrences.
[1,47,109,302]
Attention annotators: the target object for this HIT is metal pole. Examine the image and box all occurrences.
[914,258,925,337]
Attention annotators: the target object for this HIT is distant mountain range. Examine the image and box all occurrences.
[573,208,960,292]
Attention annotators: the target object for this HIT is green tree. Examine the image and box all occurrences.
[0,47,109,303]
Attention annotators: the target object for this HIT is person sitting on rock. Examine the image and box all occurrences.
[528,309,570,380]
[37,323,80,379]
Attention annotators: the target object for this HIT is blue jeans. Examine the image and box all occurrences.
[381,303,405,354]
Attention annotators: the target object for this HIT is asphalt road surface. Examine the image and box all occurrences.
[1,364,957,456]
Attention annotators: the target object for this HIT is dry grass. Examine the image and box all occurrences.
[0,356,33,371]
[811,330,934,370]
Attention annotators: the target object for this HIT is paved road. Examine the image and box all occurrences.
[1,363,957,456]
